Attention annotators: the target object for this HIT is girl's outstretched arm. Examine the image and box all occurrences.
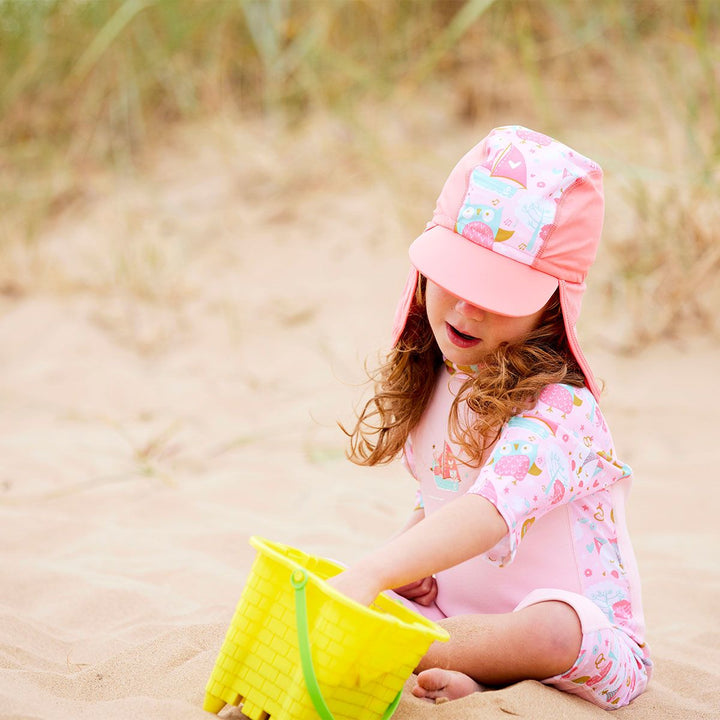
[386,506,437,607]
[330,494,506,607]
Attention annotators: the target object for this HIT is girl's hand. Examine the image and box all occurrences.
[393,576,438,607]
[327,496,506,609]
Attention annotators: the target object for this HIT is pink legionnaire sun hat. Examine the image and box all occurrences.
[391,125,604,400]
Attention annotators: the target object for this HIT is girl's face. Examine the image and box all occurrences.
[425,280,545,366]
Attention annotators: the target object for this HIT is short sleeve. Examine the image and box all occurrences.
[467,386,630,567]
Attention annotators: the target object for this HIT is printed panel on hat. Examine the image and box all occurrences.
[455,126,591,268]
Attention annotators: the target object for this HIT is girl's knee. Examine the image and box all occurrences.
[519,601,583,675]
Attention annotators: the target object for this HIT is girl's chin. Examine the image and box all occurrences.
[441,342,487,366]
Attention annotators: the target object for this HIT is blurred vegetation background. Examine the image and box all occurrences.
[1,0,719,346]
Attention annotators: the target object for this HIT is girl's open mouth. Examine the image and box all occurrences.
[445,323,481,349]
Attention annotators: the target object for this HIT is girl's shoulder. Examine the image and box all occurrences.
[534,383,597,415]
[518,383,611,444]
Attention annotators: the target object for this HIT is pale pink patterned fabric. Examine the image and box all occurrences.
[403,365,651,708]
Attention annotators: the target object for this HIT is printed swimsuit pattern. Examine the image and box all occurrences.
[550,622,652,708]
[469,386,641,634]
[404,376,651,708]
[467,383,651,706]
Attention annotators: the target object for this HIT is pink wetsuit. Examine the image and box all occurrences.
[400,363,652,709]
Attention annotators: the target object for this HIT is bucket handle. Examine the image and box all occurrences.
[291,569,402,720]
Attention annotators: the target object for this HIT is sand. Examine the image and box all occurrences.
[1,116,718,720]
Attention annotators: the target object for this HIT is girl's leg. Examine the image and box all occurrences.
[412,600,582,701]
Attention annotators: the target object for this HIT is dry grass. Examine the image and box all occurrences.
[603,178,720,348]
[1,0,719,345]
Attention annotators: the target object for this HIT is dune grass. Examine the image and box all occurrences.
[1,0,719,342]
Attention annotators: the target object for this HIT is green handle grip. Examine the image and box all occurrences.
[291,569,402,720]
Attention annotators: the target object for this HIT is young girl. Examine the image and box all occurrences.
[332,126,651,710]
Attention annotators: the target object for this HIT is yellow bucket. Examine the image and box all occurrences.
[204,536,449,720]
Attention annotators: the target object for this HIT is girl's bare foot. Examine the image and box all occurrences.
[411,668,485,703]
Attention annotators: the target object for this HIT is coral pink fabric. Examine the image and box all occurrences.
[392,125,604,399]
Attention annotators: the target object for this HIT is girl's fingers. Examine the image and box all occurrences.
[393,576,437,602]
[414,578,439,606]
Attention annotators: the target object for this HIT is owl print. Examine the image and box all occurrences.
[493,440,542,482]
[540,384,583,417]
[457,203,514,248]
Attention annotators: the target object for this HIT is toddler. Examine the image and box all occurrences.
[332,126,652,710]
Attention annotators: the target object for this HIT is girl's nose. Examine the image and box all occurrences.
[454,298,485,320]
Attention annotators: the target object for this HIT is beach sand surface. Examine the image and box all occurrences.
[1,117,718,720]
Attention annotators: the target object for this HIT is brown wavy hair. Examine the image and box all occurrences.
[343,275,587,467]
